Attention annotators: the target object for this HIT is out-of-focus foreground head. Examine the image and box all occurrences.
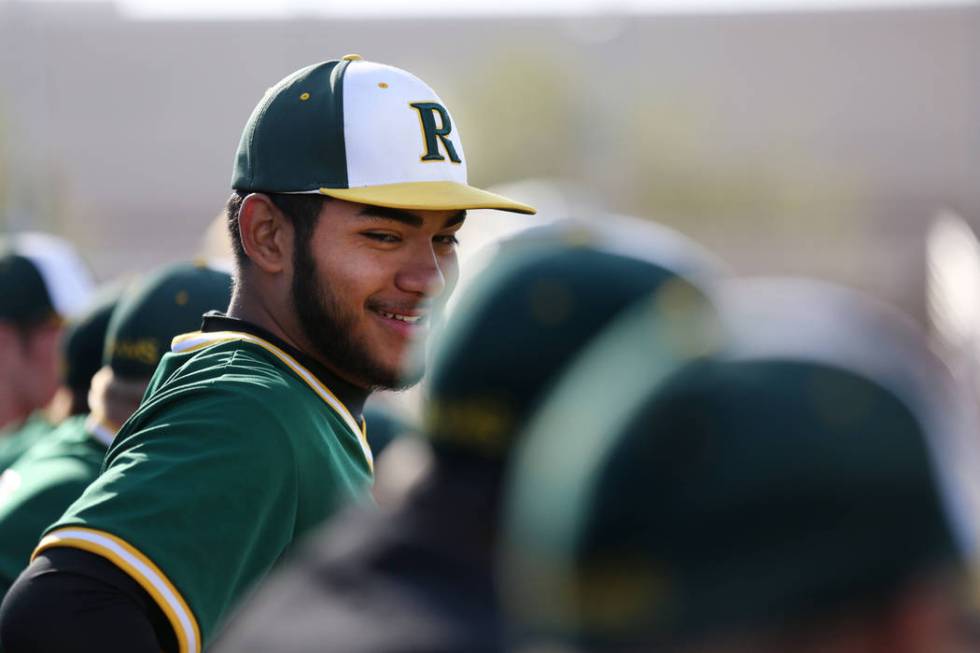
[0,233,94,430]
[419,221,723,464]
[89,262,232,433]
[503,278,980,653]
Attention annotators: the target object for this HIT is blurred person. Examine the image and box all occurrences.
[0,263,231,600]
[0,54,532,653]
[363,399,426,509]
[46,282,128,423]
[0,284,121,473]
[211,222,721,653]
[363,399,416,459]
[502,278,980,653]
[0,233,94,455]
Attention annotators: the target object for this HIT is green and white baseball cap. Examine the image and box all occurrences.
[0,232,95,323]
[232,54,536,215]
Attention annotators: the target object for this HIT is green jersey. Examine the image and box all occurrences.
[0,414,112,597]
[38,321,374,653]
[0,413,55,472]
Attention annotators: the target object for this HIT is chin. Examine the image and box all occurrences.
[370,365,423,392]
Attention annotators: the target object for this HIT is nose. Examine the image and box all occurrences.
[395,244,449,298]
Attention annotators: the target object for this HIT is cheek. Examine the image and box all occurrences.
[13,330,61,402]
[314,249,388,310]
[29,329,62,376]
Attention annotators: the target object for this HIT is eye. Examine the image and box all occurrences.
[363,232,401,244]
[434,234,460,247]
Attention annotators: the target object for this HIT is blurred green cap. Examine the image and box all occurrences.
[503,279,980,648]
[104,262,232,379]
[61,281,127,394]
[0,233,94,323]
[423,227,718,459]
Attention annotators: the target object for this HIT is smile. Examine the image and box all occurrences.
[375,310,424,325]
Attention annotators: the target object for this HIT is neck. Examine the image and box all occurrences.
[228,282,304,353]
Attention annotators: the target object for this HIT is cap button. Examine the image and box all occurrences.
[341,54,363,62]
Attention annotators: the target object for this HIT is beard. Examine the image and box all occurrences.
[291,238,422,391]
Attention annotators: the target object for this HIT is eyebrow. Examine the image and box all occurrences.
[357,206,467,229]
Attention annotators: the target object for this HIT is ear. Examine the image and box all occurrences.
[238,194,292,275]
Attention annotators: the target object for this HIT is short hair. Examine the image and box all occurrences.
[224,191,327,268]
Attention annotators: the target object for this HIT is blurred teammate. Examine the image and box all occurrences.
[212,223,720,653]
[0,55,531,653]
[503,279,980,653]
[0,284,120,473]
[0,233,94,459]
[48,283,126,422]
[0,263,231,599]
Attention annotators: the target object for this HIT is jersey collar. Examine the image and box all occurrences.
[172,314,373,471]
[84,414,118,449]
[198,313,368,418]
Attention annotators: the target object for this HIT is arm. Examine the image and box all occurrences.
[16,384,298,650]
[0,548,176,652]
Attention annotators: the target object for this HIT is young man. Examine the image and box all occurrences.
[0,55,533,653]
[211,222,721,653]
[0,233,94,462]
[0,263,231,599]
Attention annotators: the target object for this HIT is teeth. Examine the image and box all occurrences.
[379,310,422,324]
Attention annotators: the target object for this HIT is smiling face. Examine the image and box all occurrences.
[292,199,463,390]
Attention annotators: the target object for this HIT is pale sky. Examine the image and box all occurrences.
[17,0,980,19]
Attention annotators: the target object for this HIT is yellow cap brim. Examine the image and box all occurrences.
[318,181,536,215]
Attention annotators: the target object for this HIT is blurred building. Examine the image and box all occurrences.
[0,0,978,318]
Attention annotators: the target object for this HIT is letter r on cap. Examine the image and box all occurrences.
[409,102,462,164]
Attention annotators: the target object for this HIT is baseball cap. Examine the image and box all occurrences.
[232,55,536,215]
[0,232,95,324]
[502,278,980,648]
[61,281,127,395]
[422,222,720,459]
[104,262,232,379]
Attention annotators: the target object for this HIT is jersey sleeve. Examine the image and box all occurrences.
[0,458,98,597]
[36,383,300,653]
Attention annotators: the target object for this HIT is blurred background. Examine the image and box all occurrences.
[0,0,977,321]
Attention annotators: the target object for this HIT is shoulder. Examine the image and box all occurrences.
[159,339,301,394]
[136,339,322,426]
[150,337,361,438]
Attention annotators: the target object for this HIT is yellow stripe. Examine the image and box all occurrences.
[317,180,537,215]
[34,527,201,653]
[171,330,374,471]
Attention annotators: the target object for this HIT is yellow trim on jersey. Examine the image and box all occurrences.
[170,330,374,471]
[34,527,201,653]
